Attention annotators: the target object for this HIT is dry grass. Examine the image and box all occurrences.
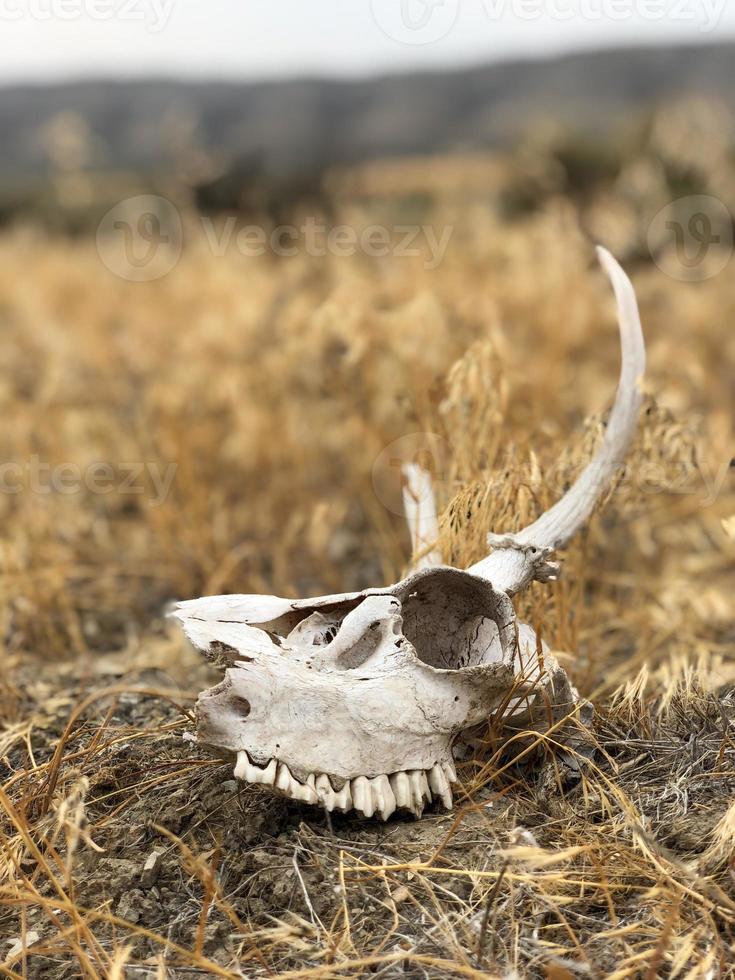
[1,101,734,977]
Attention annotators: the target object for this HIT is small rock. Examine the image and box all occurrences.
[116,891,143,924]
[391,886,410,905]
[222,780,237,792]
[6,931,40,959]
[141,850,163,888]
[96,857,138,895]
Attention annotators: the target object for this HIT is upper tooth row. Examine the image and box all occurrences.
[234,752,455,819]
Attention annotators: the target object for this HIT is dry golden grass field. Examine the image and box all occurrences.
[1,102,734,978]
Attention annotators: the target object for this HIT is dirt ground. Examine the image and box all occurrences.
[6,640,735,977]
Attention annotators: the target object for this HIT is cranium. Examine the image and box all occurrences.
[173,247,646,820]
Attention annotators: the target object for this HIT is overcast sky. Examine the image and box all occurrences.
[2,0,734,83]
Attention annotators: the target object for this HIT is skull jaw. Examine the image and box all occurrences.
[195,652,517,783]
[174,566,567,819]
[196,676,461,819]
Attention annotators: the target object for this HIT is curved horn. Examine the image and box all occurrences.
[469,247,646,594]
[402,462,442,571]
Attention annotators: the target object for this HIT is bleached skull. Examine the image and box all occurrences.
[173,248,646,820]
[175,567,569,818]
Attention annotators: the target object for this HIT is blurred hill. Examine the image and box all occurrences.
[2,42,734,184]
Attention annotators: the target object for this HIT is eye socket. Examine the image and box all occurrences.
[401,575,506,670]
[230,696,251,718]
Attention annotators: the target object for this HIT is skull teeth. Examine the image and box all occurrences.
[372,774,396,821]
[234,752,277,786]
[428,763,453,809]
[351,775,374,819]
[409,770,432,813]
[234,752,454,820]
[389,770,412,810]
[273,760,318,804]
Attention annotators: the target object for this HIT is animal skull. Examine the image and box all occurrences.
[173,247,646,820]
